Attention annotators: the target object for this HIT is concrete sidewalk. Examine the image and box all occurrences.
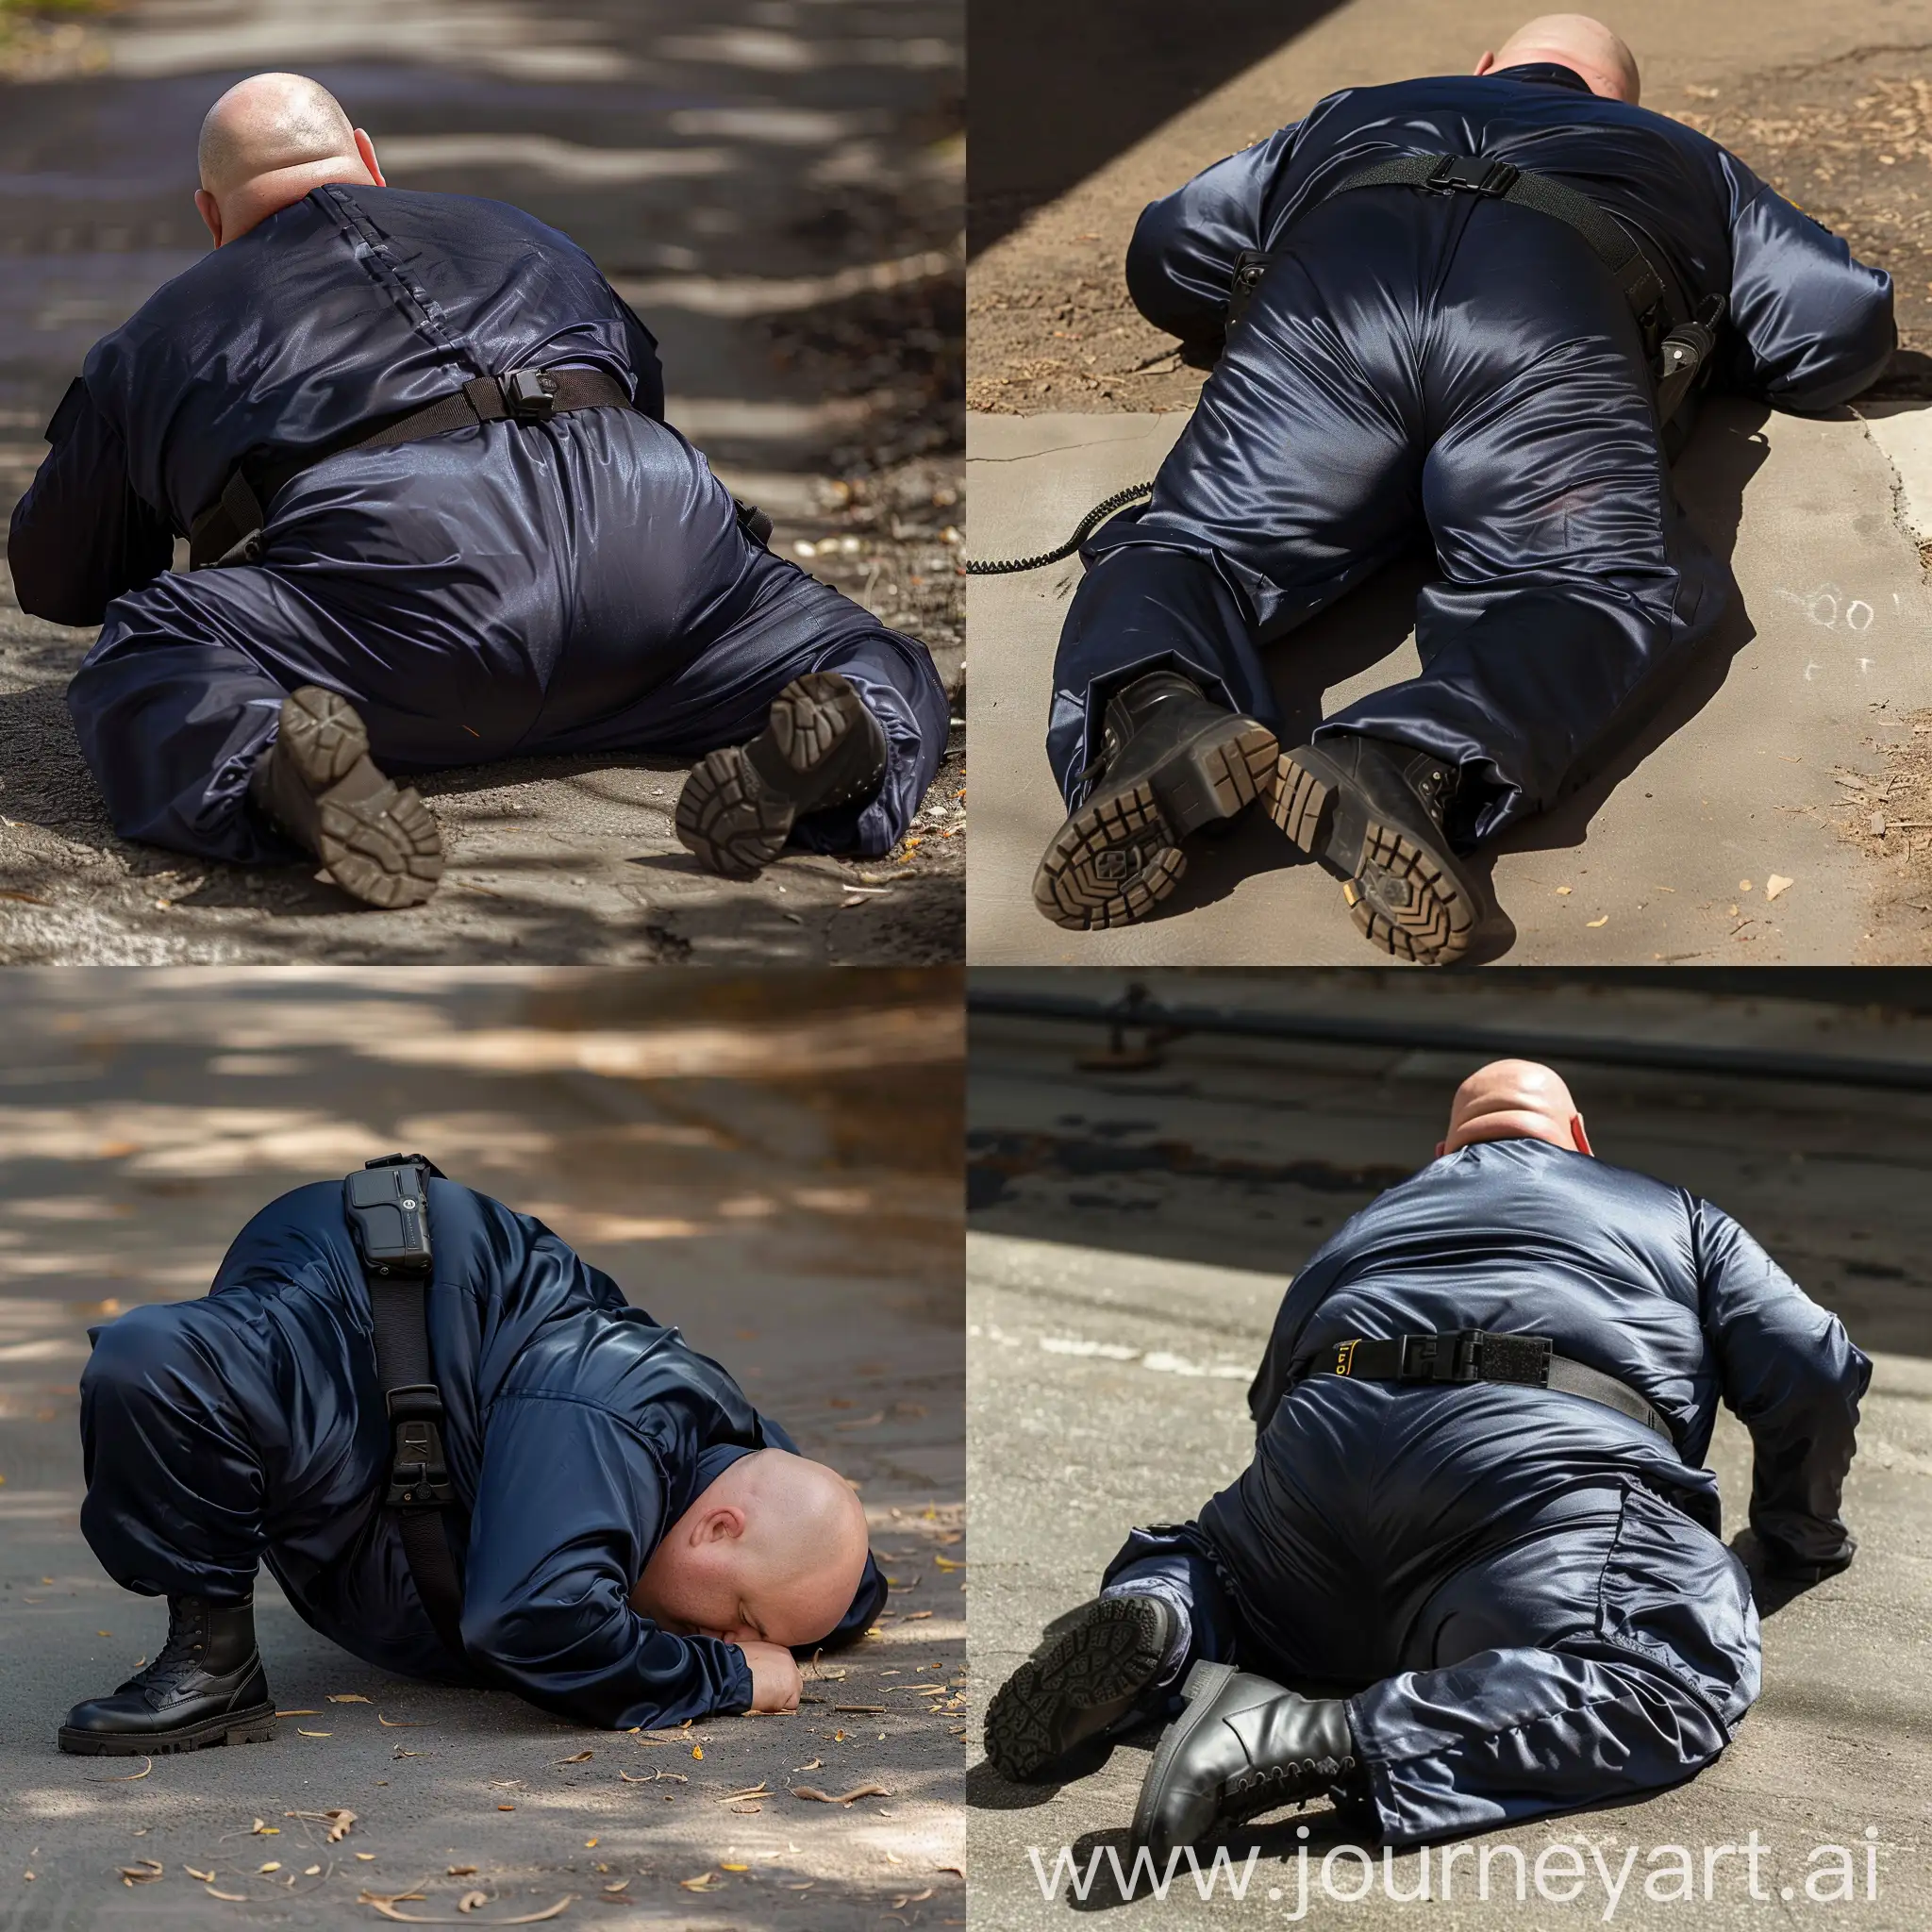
[965,978,1932,1925]
[966,400,1932,963]
[0,970,965,1931]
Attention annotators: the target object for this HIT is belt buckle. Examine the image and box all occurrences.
[1428,156,1518,197]
[1333,1338,1359,1376]
[502,368,558,422]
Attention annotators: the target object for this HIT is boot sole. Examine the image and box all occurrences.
[1131,1658,1237,1847]
[1271,745,1477,965]
[1033,722,1277,931]
[675,673,885,880]
[280,687,443,909]
[983,1597,1171,1782]
[58,1699,277,1756]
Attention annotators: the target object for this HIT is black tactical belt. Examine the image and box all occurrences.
[1225,153,1725,428]
[188,366,636,571]
[1308,1327,1674,1443]
[343,1154,469,1662]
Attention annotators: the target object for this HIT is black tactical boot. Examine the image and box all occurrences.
[1271,730,1491,964]
[1033,672,1277,929]
[1133,1661,1360,1861]
[58,1595,276,1756]
[984,1595,1175,1781]
[675,672,889,879]
[249,686,444,908]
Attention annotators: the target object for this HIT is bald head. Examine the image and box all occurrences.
[193,74,383,247]
[1475,14,1641,104]
[1439,1058,1592,1158]
[631,1449,872,1650]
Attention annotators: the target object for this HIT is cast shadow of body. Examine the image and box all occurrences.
[1150,397,1774,953]
[972,1541,1832,1913]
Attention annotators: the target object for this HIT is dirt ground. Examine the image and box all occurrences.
[0,0,964,964]
[0,968,966,1930]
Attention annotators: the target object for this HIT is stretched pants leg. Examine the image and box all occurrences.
[1047,194,1425,807]
[78,1297,465,1684]
[1349,1481,1759,1844]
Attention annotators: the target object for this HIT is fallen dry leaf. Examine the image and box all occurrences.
[616,1770,653,1783]
[458,1890,489,1912]
[378,1713,424,1727]
[719,1784,769,1803]
[791,1783,891,1805]
[678,1872,723,1891]
[834,1705,886,1714]
[117,1860,163,1884]
[258,1862,282,1874]
[187,1866,215,1882]
[933,1557,964,1571]
[448,1866,477,1876]
[894,1890,936,1907]
[206,1886,250,1901]
[328,1693,373,1704]
[793,1758,823,1772]
[358,1854,376,1862]
[296,1729,331,1739]
[358,1890,428,1906]
[276,1709,321,1717]
[602,1878,630,1893]
[363,1899,573,1926]
[305,1865,322,1876]
[1586,916,1608,928]
[691,1745,703,1760]
[288,1807,357,1842]
[905,1610,934,1621]
[88,1757,152,1782]
[252,1822,278,1835]
[557,1752,592,1764]
[1766,874,1794,900]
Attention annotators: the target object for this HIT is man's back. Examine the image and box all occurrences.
[1128,65,1893,411]
[80,183,665,538]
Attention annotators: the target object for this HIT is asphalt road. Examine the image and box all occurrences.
[0,0,965,964]
[966,970,1932,1927]
[0,967,966,1930]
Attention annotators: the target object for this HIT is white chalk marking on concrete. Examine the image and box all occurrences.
[378,136,730,184]
[615,244,958,318]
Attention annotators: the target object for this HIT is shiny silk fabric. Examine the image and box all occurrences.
[1048,64,1896,840]
[7,185,946,863]
[77,1178,886,1732]
[1102,1137,1871,1842]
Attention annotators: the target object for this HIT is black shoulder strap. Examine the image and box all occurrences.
[345,1155,469,1662]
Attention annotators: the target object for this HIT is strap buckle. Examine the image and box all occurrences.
[1426,155,1520,197]
[1396,1328,1487,1382]
[501,368,558,422]
[386,1384,455,1507]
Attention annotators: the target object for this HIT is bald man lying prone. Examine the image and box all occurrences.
[985,1061,1869,1853]
[58,1167,883,1752]
[9,75,946,905]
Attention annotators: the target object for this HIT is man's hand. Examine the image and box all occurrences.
[741,1641,802,1712]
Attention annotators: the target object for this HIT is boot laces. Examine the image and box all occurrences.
[125,1605,213,1698]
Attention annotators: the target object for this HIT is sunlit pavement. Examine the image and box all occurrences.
[0,968,965,1928]
[0,0,964,963]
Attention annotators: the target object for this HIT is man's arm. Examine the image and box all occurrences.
[459,1391,754,1728]
[7,378,174,626]
[1124,127,1296,352]
[1693,1198,1872,1574]
[1716,150,1895,411]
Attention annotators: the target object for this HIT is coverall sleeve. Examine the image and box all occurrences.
[1693,1198,1872,1574]
[1124,127,1295,350]
[460,1391,755,1728]
[6,377,174,627]
[1717,149,1895,411]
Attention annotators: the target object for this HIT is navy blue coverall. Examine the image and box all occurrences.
[1050,64,1895,841]
[7,185,948,866]
[1100,1137,1869,1843]
[77,1178,884,1730]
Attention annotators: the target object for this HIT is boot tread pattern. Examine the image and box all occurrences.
[316,787,444,909]
[675,674,884,879]
[1035,725,1276,930]
[983,1597,1169,1781]
[1342,820,1476,965]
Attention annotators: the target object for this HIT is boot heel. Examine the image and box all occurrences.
[1271,751,1335,854]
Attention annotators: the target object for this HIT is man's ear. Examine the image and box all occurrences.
[1572,1114,1593,1157]
[1474,50,1496,76]
[695,1504,746,1546]
[194,188,223,247]
[355,128,386,188]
